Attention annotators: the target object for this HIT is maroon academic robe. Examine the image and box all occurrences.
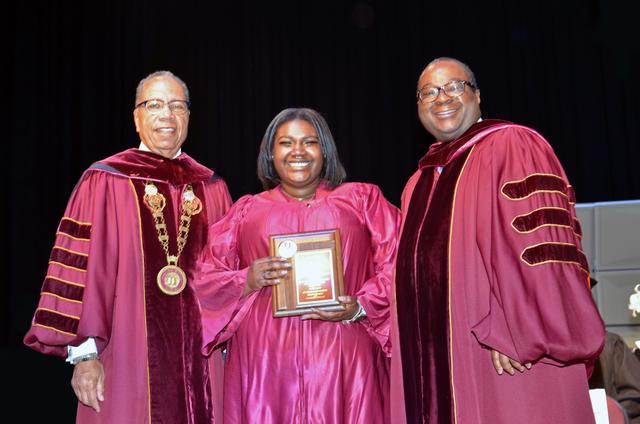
[24,148,232,423]
[193,182,399,424]
[391,120,605,423]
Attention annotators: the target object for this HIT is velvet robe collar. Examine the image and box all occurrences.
[419,119,510,168]
[96,148,213,185]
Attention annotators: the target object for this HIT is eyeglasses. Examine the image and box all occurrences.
[135,99,191,115]
[416,80,477,103]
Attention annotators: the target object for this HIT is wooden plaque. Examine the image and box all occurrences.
[269,229,345,317]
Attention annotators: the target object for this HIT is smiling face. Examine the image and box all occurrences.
[417,60,481,142]
[133,76,189,158]
[272,119,324,198]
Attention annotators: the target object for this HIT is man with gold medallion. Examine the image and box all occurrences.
[24,70,231,423]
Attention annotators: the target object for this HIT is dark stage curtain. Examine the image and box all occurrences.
[7,0,639,419]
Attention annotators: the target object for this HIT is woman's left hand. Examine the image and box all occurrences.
[300,295,359,322]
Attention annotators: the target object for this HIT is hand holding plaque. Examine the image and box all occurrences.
[269,229,346,317]
[245,256,291,295]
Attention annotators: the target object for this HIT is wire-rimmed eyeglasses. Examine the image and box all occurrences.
[135,99,191,115]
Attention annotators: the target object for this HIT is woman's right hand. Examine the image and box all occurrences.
[245,256,291,296]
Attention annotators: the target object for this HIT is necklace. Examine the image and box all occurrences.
[281,187,316,202]
[143,182,202,295]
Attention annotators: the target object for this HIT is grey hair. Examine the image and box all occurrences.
[134,70,190,105]
[421,57,479,89]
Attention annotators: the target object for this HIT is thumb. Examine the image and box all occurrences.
[97,375,105,402]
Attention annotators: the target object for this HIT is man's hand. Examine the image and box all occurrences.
[71,359,105,412]
[300,295,359,322]
[491,349,532,376]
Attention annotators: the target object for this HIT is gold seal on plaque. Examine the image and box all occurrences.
[277,240,298,258]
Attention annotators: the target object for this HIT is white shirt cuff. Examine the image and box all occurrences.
[66,337,98,364]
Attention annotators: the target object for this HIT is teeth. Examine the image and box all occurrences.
[289,161,310,168]
[157,128,175,132]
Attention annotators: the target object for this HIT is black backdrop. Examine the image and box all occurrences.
[7,0,640,419]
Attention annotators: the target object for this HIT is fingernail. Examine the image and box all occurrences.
[525,363,532,369]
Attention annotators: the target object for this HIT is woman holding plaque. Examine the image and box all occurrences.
[194,108,399,423]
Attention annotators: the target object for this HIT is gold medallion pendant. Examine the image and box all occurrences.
[143,182,201,296]
[157,264,187,295]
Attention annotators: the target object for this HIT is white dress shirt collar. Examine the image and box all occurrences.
[138,142,182,159]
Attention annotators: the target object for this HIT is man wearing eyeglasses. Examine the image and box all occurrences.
[24,71,231,423]
[391,57,605,423]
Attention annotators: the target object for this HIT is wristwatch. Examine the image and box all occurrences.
[342,301,367,324]
[70,352,100,365]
